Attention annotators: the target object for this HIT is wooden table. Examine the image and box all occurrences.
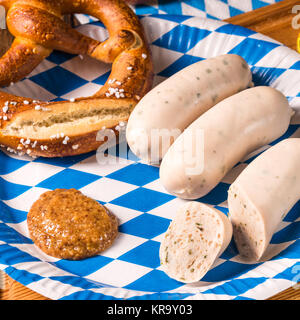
[1,0,300,300]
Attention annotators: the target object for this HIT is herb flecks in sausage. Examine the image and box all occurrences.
[160,202,232,283]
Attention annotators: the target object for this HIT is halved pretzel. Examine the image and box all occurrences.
[0,0,153,157]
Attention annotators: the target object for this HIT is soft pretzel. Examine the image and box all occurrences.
[0,0,153,157]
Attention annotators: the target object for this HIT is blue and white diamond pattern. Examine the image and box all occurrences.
[0,15,299,300]
[75,0,284,24]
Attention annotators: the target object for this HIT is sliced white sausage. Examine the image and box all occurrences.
[228,138,300,261]
[160,86,293,200]
[126,54,252,163]
[159,202,232,283]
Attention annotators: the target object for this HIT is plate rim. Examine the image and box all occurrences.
[0,14,299,300]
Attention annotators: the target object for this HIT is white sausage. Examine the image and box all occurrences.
[160,86,293,200]
[159,202,232,283]
[126,54,252,163]
[228,138,300,261]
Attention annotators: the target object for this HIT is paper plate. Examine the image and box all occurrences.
[0,15,300,300]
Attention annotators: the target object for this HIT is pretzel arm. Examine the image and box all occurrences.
[95,32,153,100]
[0,37,51,87]
[61,0,148,62]
[7,4,102,56]
[66,0,153,98]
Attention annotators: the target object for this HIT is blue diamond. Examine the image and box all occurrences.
[290,61,300,70]
[46,50,76,64]
[0,151,29,175]
[0,178,30,200]
[110,187,175,212]
[30,66,88,97]
[0,243,38,265]
[118,240,160,268]
[107,163,159,186]
[135,6,158,15]
[0,202,27,224]
[228,6,245,18]
[273,262,300,281]
[252,0,270,10]
[196,182,229,205]
[229,38,280,65]
[125,269,183,292]
[0,224,33,244]
[153,25,211,53]
[202,260,261,282]
[119,213,170,239]
[273,239,300,260]
[36,168,100,190]
[185,0,206,11]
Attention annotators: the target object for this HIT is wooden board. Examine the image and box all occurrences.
[226,0,299,51]
[1,0,300,300]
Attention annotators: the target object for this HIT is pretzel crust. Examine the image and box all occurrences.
[0,0,153,157]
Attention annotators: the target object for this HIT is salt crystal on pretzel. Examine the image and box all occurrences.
[0,0,153,157]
